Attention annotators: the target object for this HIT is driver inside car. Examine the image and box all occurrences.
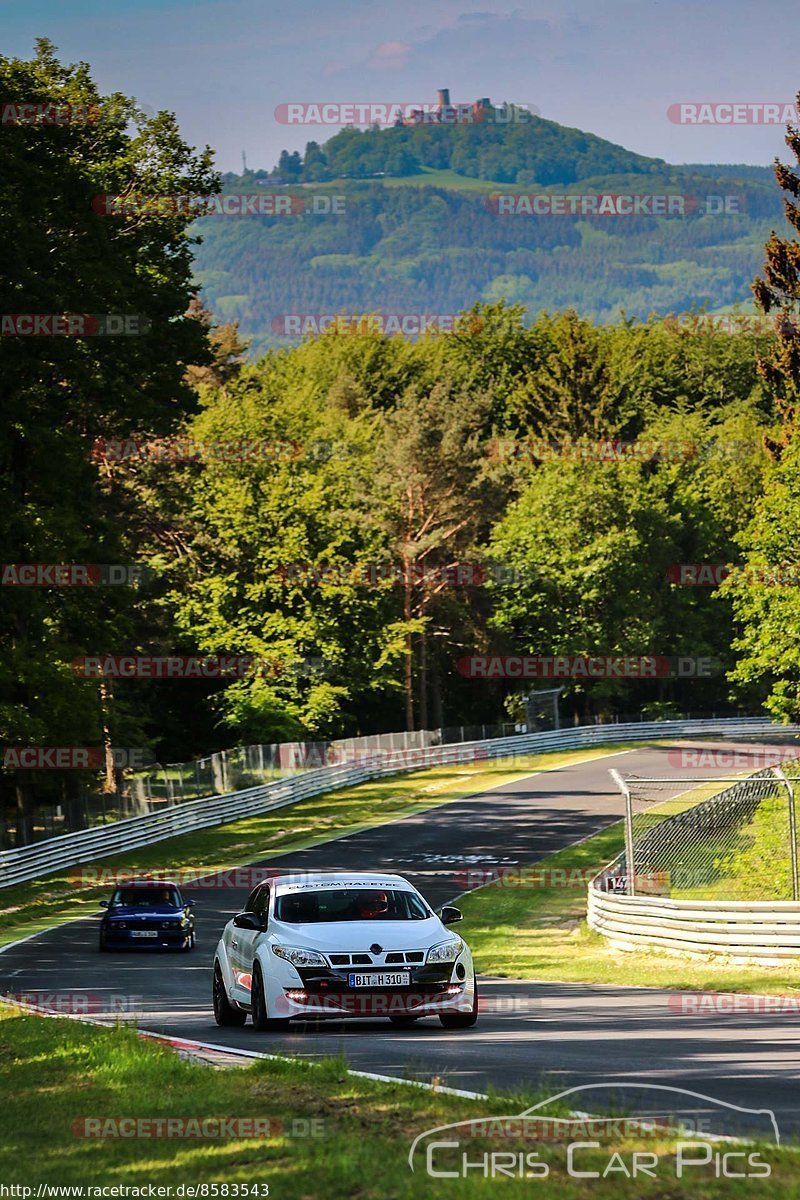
[356,890,389,919]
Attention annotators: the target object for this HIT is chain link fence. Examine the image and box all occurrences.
[597,761,800,901]
[1,721,527,846]
[128,723,529,808]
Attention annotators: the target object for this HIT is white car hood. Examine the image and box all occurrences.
[270,916,448,952]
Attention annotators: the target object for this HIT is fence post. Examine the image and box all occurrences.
[773,766,799,902]
[610,768,636,897]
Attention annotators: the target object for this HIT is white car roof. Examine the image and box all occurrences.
[270,871,413,896]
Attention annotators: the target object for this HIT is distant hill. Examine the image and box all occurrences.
[191,113,785,354]
[262,113,666,186]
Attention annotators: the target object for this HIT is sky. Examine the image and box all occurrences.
[3,0,800,173]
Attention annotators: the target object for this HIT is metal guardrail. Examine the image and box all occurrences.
[0,715,793,890]
[588,752,800,963]
[588,891,800,961]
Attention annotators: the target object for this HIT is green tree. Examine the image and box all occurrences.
[377,377,498,729]
[721,97,800,718]
[752,91,800,433]
[505,310,616,439]
[486,401,768,719]
[0,41,218,840]
[724,436,800,719]
[150,355,403,741]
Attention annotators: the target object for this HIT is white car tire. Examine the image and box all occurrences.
[439,977,479,1029]
[251,961,291,1032]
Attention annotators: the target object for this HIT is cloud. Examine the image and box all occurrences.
[367,40,411,69]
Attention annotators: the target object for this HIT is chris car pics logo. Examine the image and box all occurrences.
[408,1083,778,1181]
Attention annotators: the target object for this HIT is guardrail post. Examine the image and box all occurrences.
[610,768,636,896]
[773,766,799,902]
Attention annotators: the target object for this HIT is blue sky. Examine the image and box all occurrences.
[4,0,800,173]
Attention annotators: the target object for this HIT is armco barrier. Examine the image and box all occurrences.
[587,890,800,963]
[1,717,795,890]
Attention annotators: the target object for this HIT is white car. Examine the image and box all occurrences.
[213,871,478,1031]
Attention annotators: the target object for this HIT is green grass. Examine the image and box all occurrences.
[668,792,793,901]
[0,744,638,950]
[0,1008,793,1195]
[380,166,508,192]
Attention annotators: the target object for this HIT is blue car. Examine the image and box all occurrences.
[99,879,196,952]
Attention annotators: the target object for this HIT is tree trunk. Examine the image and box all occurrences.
[404,632,414,731]
[63,774,87,832]
[403,556,414,731]
[14,774,32,847]
[419,626,428,731]
[99,679,116,793]
[431,653,444,732]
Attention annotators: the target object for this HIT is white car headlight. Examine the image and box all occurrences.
[272,944,327,968]
[427,938,463,964]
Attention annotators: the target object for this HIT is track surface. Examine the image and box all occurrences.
[3,740,799,1138]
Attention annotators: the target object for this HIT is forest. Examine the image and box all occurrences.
[4,43,800,839]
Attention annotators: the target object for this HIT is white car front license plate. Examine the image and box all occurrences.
[348,971,410,988]
[131,930,158,938]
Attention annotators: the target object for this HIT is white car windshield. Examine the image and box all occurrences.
[275,888,429,922]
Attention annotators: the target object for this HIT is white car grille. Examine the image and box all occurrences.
[325,950,426,967]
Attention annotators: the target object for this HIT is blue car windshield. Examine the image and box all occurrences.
[275,888,429,923]
[111,887,181,907]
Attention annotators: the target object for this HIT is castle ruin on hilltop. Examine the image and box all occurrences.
[400,88,495,126]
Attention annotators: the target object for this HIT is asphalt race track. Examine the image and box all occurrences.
[4,740,800,1138]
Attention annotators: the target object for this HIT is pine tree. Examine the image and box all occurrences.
[752,92,800,435]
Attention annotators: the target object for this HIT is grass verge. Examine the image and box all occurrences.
[0,1008,793,1195]
[0,744,638,950]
